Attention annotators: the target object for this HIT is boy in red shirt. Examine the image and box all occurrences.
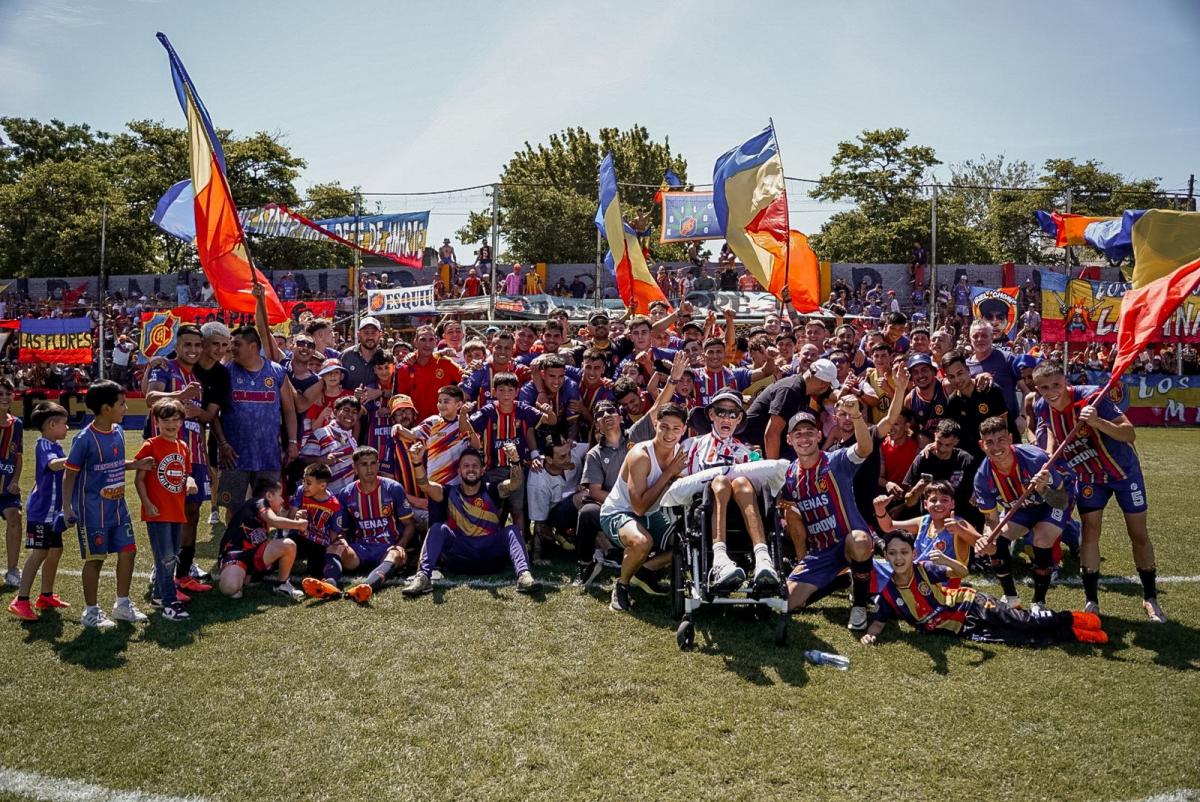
[134,400,198,621]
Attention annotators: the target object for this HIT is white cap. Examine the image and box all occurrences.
[806,358,841,390]
[358,316,382,331]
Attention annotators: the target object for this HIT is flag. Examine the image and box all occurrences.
[1130,209,1200,289]
[62,282,88,309]
[156,33,286,323]
[713,125,788,293]
[654,169,684,205]
[18,318,93,364]
[596,153,668,314]
[1111,255,1200,380]
[139,310,181,362]
[1034,211,1115,248]
[763,231,820,313]
[0,319,17,354]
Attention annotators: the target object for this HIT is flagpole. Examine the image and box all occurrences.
[768,119,790,314]
[98,201,107,381]
[353,191,362,329]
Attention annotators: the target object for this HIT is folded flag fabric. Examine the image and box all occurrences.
[1130,209,1200,289]
[713,125,788,294]
[1034,211,1114,248]
[596,153,667,314]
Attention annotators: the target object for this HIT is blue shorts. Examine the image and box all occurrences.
[1008,502,1070,533]
[1078,471,1147,515]
[77,522,136,562]
[601,509,674,553]
[187,464,211,503]
[0,493,21,515]
[351,541,393,568]
[787,543,848,590]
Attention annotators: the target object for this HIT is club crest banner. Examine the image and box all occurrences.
[660,192,724,243]
[366,285,437,316]
[139,310,181,362]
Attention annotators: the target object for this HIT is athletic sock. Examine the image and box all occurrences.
[1031,546,1054,604]
[366,560,394,591]
[1081,569,1101,604]
[753,543,771,569]
[323,554,343,585]
[1138,568,1158,600]
[993,537,1018,598]
[850,558,872,607]
[712,542,731,568]
[175,545,196,579]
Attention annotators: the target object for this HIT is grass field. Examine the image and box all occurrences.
[1,427,1199,802]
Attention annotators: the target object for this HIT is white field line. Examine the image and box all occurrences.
[0,766,209,802]
[1126,792,1200,802]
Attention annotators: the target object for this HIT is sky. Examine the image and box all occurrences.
[2,0,1198,245]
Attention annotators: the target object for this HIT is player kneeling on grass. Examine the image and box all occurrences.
[61,381,156,629]
[972,416,1074,614]
[401,442,540,597]
[1030,362,1165,622]
[873,480,982,584]
[8,402,70,622]
[779,402,876,630]
[304,446,414,604]
[860,531,1106,647]
[217,477,308,600]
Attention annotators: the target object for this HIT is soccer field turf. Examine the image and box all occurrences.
[2,428,1198,802]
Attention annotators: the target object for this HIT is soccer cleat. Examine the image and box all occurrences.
[34,594,70,610]
[174,589,191,604]
[610,581,632,613]
[1083,600,1100,616]
[1030,601,1050,616]
[345,583,373,604]
[631,567,668,596]
[401,573,433,597]
[847,606,869,631]
[302,577,341,600]
[752,564,781,592]
[112,601,149,623]
[81,607,117,630]
[177,576,212,593]
[1002,595,1023,610]
[515,571,541,594]
[1072,626,1109,645]
[207,509,222,525]
[571,560,602,589]
[161,602,191,621]
[273,581,303,601]
[190,563,213,582]
[1071,611,1102,631]
[709,561,746,593]
[1143,598,1168,623]
[7,599,37,621]
[3,569,19,587]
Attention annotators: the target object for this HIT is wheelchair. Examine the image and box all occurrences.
[668,482,791,651]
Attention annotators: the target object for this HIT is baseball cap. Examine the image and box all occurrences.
[805,358,841,390]
[317,358,346,377]
[705,388,746,413]
[389,395,416,413]
[788,411,820,431]
[589,311,609,325]
[358,316,382,331]
[906,352,935,371]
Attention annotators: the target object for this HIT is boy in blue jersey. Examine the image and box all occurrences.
[60,381,156,629]
[1031,362,1165,622]
[779,398,876,629]
[309,447,414,605]
[873,480,982,589]
[0,379,24,587]
[290,463,344,580]
[972,416,1075,614]
[8,402,69,621]
[401,443,539,597]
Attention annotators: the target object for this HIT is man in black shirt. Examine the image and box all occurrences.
[898,418,980,526]
[941,349,1017,464]
[739,361,837,459]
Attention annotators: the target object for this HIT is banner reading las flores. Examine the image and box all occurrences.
[1085,369,1200,426]
[18,318,93,364]
[1042,272,1200,343]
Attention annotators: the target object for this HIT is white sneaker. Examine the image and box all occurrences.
[80,607,116,630]
[847,605,869,631]
[1083,600,1101,616]
[1143,598,1168,623]
[230,590,243,600]
[273,581,303,601]
[207,508,222,524]
[1002,595,1023,609]
[189,563,213,582]
[3,569,19,587]
[112,601,149,623]
[752,563,780,591]
[709,559,746,592]
[1030,601,1049,616]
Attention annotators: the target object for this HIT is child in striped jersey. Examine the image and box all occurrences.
[393,385,480,488]
[298,396,360,495]
[7,403,69,621]
[291,463,344,581]
[872,480,982,592]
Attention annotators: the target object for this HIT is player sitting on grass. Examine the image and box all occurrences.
[860,531,1107,647]
[972,416,1074,614]
[401,443,540,597]
[217,477,308,600]
[291,463,343,579]
[305,446,414,605]
[61,380,156,629]
[7,402,69,621]
[873,480,982,587]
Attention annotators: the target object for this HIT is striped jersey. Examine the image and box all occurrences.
[362,401,397,478]
[146,359,207,467]
[469,402,542,469]
[0,414,24,489]
[298,423,357,494]
[337,478,413,546]
[696,366,752,405]
[26,437,64,525]
[65,423,131,529]
[290,488,344,546]
[410,414,470,485]
[682,432,755,474]
[873,561,978,634]
[430,481,505,538]
[973,444,1072,514]
[1033,385,1139,484]
[780,448,868,552]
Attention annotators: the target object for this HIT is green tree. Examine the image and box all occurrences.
[457,125,688,264]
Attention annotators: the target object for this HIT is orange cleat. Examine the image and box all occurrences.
[1072,626,1109,645]
[176,576,212,593]
[173,589,191,604]
[34,594,70,610]
[1071,611,1102,631]
[345,583,373,605]
[7,599,37,621]
[301,577,341,600]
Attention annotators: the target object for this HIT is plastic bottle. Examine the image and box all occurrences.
[803,649,850,670]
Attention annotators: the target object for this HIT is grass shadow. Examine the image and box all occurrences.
[697,609,823,687]
[139,584,293,651]
[52,624,137,670]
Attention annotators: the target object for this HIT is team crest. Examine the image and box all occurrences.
[1081,485,1095,499]
[381,504,393,516]
[918,582,930,595]
[978,403,989,414]
[139,310,181,361]
[435,369,445,379]
[816,477,828,492]
[264,377,275,389]
[933,404,944,415]
[1079,425,1092,438]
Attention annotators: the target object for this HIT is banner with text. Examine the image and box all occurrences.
[970,285,1021,339]
[660,192,724,243]
[241,208,429,268]
[366,285,437,316]
[1086,369,1200,426]
[1042,272,1200,343]
[18,318,93,364]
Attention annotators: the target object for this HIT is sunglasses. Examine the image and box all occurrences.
[712,407,742,419]
[831,358,848,365]
[295,340,315,348]
[596,407,619,417]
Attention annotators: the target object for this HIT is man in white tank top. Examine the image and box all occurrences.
[600,403,689,613]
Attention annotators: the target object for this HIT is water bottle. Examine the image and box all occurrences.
[748,447,763,462]
[804,649,850,670]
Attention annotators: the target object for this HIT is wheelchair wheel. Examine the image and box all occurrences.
[676,619,695,651]
[774,614,788,646]
[671,546,685,620]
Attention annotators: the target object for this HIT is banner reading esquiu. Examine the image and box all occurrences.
[18,318,93,364]
[365,285,437,316]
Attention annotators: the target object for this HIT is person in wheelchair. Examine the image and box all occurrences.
[682,389,779,593]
